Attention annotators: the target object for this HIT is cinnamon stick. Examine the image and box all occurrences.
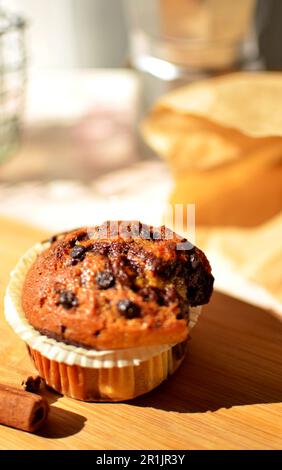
[0,383,49,432]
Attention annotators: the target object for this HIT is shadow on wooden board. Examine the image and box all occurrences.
[132,291,282,413]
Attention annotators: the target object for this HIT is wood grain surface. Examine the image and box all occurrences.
[0,216,281,450]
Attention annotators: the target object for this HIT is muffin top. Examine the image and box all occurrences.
[22,221,214,350]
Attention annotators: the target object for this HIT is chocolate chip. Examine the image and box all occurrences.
[39,297,46,308]
[41,234,57,244]
[70,258,79,266]
[76,231,89,242]
[163,262,177,278]
[68,232,88,248]
[21,375,42,393]
[57,290,78,310]
[190,253,199,269]
[117,299,141,319]
[111,256,137,287]
[146,258,176,278]
[89,241,110,256]
[187,286,197,302]
[187,266,214,306]
[68,239,76,248]
[96,270,115,289]
[139,287,164,305]
[49,234,57,244]
[176,312,184,319]
[70,245,86,261]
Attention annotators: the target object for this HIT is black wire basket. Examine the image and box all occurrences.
[0,7,26,163]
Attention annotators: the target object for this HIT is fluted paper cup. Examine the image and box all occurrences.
[4,242,202,401]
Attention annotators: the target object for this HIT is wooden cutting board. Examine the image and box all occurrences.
[0,216,281,450]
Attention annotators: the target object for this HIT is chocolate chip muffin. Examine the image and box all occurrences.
[22,221,213,350]
[6,220,213,401]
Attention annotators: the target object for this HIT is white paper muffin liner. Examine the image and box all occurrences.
[4,242,202,369]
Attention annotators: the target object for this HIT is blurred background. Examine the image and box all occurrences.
[0,0,281,313]
[6,0,282,70]
[1,0,282,183]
